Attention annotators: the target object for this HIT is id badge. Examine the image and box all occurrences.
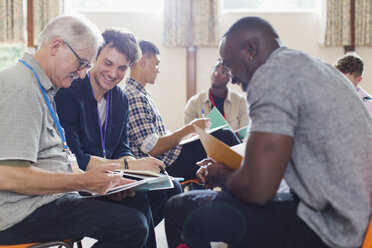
[66,152,79,172]
[67,153,77,163]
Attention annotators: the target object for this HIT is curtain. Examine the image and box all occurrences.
[33,0,62,46]
[163,0,220,47]
[325,0,372,47]
[355,0,372,46]
[324,0,350,46]
[0,0,24,44]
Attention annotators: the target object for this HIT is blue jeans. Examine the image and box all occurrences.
[164,191,330,248]
[0,193,154,248]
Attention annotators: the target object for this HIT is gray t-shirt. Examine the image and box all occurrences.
[0,53,73,231]
[247,47,372,248]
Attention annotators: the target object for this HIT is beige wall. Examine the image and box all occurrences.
[80,11,372,131]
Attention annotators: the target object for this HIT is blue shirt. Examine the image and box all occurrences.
[55,75,133,170]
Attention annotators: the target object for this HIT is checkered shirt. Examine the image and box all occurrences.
[124,78,181,166]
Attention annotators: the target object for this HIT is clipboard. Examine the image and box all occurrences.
[193,125,243,170]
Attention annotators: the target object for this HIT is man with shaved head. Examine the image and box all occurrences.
[164,17,372,248]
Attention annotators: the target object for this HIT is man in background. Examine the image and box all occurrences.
[124,40,240,181]
[165,16,372,248]
[0,15,151,248]
[184,59,249,132]
[336,53,372,115]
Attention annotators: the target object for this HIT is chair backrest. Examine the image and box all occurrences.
[362,219,372,248]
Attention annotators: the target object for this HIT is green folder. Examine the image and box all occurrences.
[207,107,230,130]
[236,126,248,140]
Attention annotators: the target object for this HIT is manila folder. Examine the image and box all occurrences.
[193,125,242,170]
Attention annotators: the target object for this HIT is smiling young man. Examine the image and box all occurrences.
[55,29,181,246]
[164,17,372,248]
[55,28,165,173]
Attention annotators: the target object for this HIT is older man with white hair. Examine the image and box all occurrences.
[0,15,151,248]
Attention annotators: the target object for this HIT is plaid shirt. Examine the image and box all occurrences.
[124,78,181,166]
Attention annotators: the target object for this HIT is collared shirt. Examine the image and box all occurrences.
[357,86,372,116]
[247,46,372,248]
[184,88,249,130]
[55,76,133,170]
[0,53,73,231]
[124,78,181,167]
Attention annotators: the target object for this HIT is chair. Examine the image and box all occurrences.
[362,219,372,248]
[0,238,83,248]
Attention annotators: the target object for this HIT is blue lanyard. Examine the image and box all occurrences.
[19,59,69,151]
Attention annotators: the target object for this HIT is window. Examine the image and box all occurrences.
[65,0,320,14]
[64,0,164,13]
[223,0,321,12]
[0,45,25,71]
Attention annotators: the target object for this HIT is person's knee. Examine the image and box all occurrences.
[213,128,240,146]
[164,191,199,219]
[164,194,184,218]
[172,180,182,195]
[111,202,150,246]
[134,214,149,245]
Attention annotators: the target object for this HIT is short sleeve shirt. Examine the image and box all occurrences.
[247,47,372,248]
[0,53,73,231]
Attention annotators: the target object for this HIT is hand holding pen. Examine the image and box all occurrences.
[159,166,169,175]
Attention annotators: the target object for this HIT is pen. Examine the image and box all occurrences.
[147,153,168,175]
[106,170,123,175]
[159,166,169,175]
[202,108,205,119]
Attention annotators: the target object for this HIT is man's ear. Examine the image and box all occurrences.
[138,55,147,68]
[50,38,64,56]
[357,76,363,84]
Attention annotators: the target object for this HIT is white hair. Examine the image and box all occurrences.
[38,14,103,51]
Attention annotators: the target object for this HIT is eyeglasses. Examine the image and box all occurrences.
[63,41,92,71]
[212,64,231,76]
